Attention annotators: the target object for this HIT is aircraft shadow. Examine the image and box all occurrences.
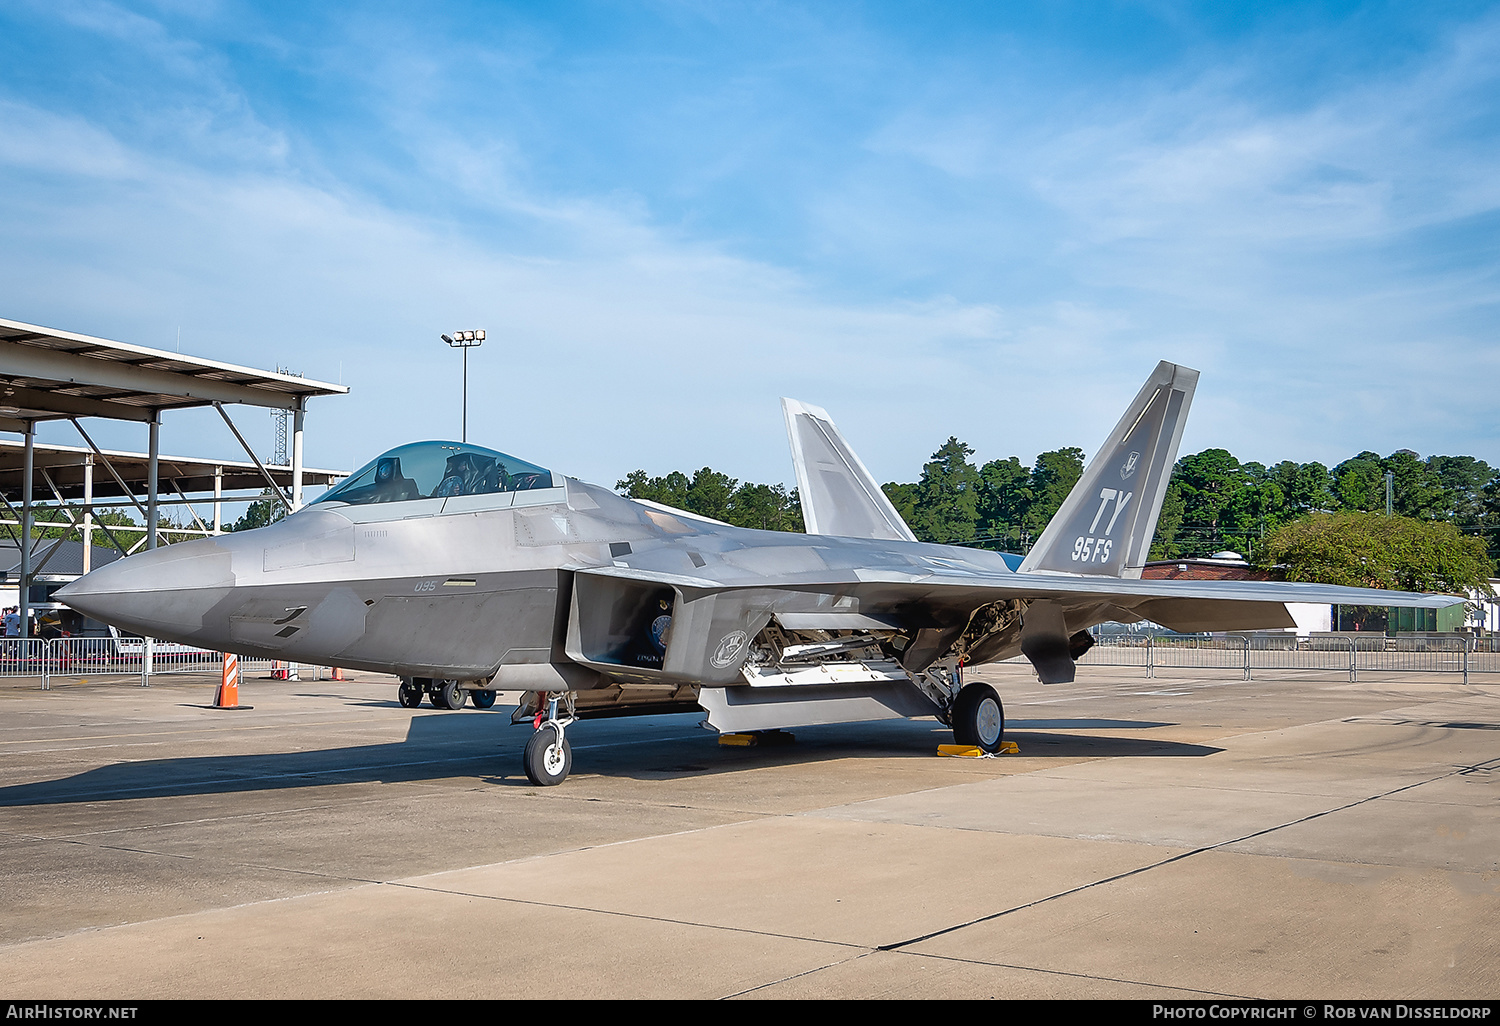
[609,718,1222,781]
[0,706,1221,804]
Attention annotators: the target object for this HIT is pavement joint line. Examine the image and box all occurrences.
[8,797,415,838]
[5,833,394,886]
[720,950,874,998]
[726,947,1247,1001]
[895,949,1250,998]
[873,753,1500,954]
[383,878,875,952]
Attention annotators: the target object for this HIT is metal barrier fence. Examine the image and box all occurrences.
[0,636,339,689]
[1061,632,1500,683]
[8,632,1498,689]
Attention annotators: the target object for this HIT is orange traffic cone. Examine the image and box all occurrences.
[213,653,244,709]
[331,666,344,681]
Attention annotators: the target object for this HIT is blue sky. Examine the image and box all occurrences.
[2,1,1497,498]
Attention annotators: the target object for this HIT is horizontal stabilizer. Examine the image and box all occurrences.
[782,398,917,543]
[1019,361,1198,579]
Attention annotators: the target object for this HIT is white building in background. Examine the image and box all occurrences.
[1471,581,1500,634]
[1285,601,1333,635]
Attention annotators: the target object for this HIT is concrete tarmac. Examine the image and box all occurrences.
[0,664,1496,999]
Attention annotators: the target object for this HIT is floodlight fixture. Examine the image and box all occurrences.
[442,329,486,442]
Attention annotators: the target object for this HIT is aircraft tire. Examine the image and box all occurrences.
[397,680,423,708]
[523,725,571,786]
[470,689,497,709]
[951,683,1005,753]
[436,679,466,710]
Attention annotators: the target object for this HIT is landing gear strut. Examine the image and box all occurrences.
[523,692,576,786]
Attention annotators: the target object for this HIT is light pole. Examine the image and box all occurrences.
[441,329,485,442]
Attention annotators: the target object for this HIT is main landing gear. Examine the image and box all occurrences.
[434,679,466,710]
[397,677,498,711]
[523,692,576,786]
[950,682,1006,753]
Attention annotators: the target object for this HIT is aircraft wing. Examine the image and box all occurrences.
[565,559,1463,687]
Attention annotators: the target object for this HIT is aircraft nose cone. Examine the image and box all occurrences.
[57,538,238,643]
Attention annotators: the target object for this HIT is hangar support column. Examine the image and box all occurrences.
[147,414,159,551]
[82,455,94,574]
[18,421,32,638]
[291,401,305,510]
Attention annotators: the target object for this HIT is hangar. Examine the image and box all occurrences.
[0,316,348,635]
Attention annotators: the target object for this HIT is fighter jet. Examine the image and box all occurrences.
[59,362,1460,785]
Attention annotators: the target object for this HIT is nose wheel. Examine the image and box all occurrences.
[524,724,572,785]
[523,692,576,786]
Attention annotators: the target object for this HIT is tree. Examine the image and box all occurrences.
[885,443,1084,553]
[617,468,802,531]
[684,468,737,523]
[907,438,982,544]
[1267,459,1336,517]
[1148,481,1187,560]
[727,482,804,532]
[617,470,689,509]
[228,490,288,533]
[1260,511,1495,596]
[1171,448,1246,553]
[881,480,920,529]
[1022,447,1085,540]
[976,456,1031,552]
[1332,451,1385,512]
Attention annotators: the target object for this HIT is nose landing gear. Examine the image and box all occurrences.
[523,692,576,786]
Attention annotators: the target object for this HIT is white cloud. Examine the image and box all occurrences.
[2,2,1497,499]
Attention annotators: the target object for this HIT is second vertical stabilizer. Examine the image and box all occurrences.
[1018,361,1198,578]
[782,398,918,543]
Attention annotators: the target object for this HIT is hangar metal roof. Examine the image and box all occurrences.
[0,317,348,431]
[0,539,125,581]
[0,440,347,502]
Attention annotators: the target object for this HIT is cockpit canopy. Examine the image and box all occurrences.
[313,441,554,507]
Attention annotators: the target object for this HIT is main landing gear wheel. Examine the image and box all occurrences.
[523,724,571,786]
[469,689,497,709]
[434,679,466,710]
[951,682,1005,753]
[397,679,423,708]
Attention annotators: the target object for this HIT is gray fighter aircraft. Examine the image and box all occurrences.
[59,361,1460,785]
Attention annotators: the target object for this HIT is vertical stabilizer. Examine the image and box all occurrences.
[782,398,918,543]
[1017,361,1198,578]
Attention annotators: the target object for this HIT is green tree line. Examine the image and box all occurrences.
[616,468,804,532]
[620,441,1498,595]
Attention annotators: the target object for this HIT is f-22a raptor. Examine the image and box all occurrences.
[59,362,1460,785]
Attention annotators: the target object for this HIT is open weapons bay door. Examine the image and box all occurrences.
[564,568,776,687]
